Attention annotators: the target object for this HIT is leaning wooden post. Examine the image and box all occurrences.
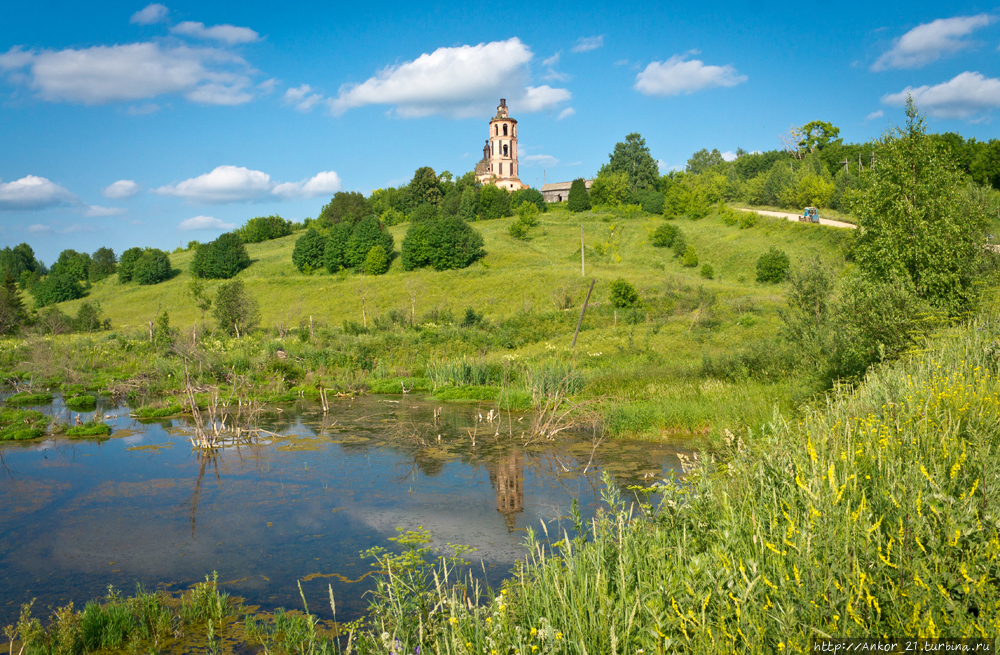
[571,279,596,349]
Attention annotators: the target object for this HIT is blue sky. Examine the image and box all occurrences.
[2,0,999,263]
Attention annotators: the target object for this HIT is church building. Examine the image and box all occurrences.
[475,99,525,191]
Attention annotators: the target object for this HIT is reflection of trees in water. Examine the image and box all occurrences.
[183,450,221,538]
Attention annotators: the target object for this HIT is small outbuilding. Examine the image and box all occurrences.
[541,179,593,204]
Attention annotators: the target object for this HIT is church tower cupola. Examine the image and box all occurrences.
[475,98,525,191]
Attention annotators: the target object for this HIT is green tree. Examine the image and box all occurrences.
[213,279,260,337]
[323,221,354,273]
[188,279,213,318]
[783,257,835,367]
[479,184,512,220]
[74,301,106,333]
[797,120,841,152]
[589,172,630,206]
[849,98,989,312]
[133,249,172,285]
[363,245,390,275]
[459,186,479,222]
[346,216,394,269]
[686,148,724,175]
[401,215,486,271]
[32,274,84,307]
[239,215,292,243]
[50,250,91,282]
[0,274,26,335]
[650,223,680,248]
[700,264,714,279]
[408,167,443,207]
[681,245,699,267]
[567,179,591,212]
[600,133,659,191]
[318,192,370,225]
[293,228,327,273]
[756,247,790,283]
[609,278,640,308]
[117,247,144,283]
[0,243,40,281]
[191,233,251,279]
[89,247,117,281]
[511,187,546,213]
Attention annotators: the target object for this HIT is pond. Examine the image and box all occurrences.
[0,394,693,627]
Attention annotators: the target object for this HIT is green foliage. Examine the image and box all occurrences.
[567,178,591,212]
[756,246,790,283]
[737,209,759,229]
[849,99,989,313]
[188,279,213,318]
[318,191,370,226]
[686,147,724,174]
[65,394,97,410]
[478,184,512,220]
[212,279,260,336]
[239,215,292,243]
[346,216,394,270]
[0,243,40,281]
[66,421,111,437]
[408,166,444,207]
[0,274,27,335]
[74,301,108,332]
[681,245,699,267]
[797,119,840,152]
[589,171,630,206]
[321,221,353,273]
[508,220,528,240]
[292,229,327,273]
[363,245,390,275]
[89,247,117,281]
[401,215,486,271]
[609,278,640,308]
[132,404,183,418]
[637,190,665,214]
[700,263,714,279]
[190,233,251,280]
[510,187,546,213]
[650,223,681,248]
[117,247,144,283]
[0,408,48,440]
[133,248,172,285]
[380,207,407,226]
[600,132,659,190]
[409,202,440,223]
[32,273,84,307]
[51,249,92,282]
[459,186,479,222]
[6,391,53,406]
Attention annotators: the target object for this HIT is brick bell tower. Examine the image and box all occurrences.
[475,99,525,191]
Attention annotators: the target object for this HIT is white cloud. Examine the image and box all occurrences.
[283,84,324,112]
[882,71,1000,120]
[102,179,140,199]
[0,43,254,105]
[721,151,737,162]
[85,205,127,217]
[0,175,78,210]
[271,171,342,199]
[571,36,604,53]
[155,165,273,203]
[657,160,684,173]
[178,215,236,231]
[127,102,159,115]
[257,78,277,94]
[329,38,570,118]
[130,3,169,25]
[635,54,747,96]
[155,166,342,203]
[170,21,260,45]
[28,224,53,234]
[542,53,560,67]
[523,154,559,167]
[866,109,884,120]
[872,14,993,71]
[27,222,100,235]
[557,107,575,120]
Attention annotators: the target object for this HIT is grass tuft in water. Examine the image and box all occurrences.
[5,392,53,407]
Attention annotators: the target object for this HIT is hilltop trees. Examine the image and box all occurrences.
[479,185,512,220]
[345,216,394,269]
[191,233,251,279]
[239,215,292,243]
[118,247,144,283]
[319,192,370,226]
[401,215,485,271]
[600,133,659,191]
[293,229,327,273]
[89,247,117,281]
[133,249,172,285]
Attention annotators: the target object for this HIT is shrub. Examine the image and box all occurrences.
[212,279,260,336]
[511,187,546,213]
[292,229,327,273]
[508,220,529,240]
[363,245,390,275]
[346,216,394,269]
[133,248,172,285]
[567,178,591,212]
[381,208,407,226]
[737,210,759,229]
[191,233,250,280]
[589,172,629,206]
[322,221,353,273]
[31,273,84,307]
[75,302,108,332]
[459,186,479,222]
[609,278,640,308]
[479,185,512,220]
[670,231,688,258]
[410,203,440,223]
[701,263,715,279]
[239,215,292,243]
[756,246,790,283]
[401,215,486,271]
[318,191,370,226]
[681,245,699,267]
[638,190,665,215]
[89,247,117,281]
[650,223,679,248]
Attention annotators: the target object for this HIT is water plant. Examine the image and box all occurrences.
[5,391,53,406]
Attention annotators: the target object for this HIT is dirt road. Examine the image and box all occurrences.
[736,208,857,230]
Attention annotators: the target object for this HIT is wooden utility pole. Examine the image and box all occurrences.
[571,279,596,348]
[581,225,585,277]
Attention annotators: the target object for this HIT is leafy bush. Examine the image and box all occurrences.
[737,210,759,229]
[318,191,370,226]
[89,247,117,281]
[701,263,714,279]
[117,247,144,283]
[401,215,486,271]
[650,223,680,248]
[322,221,353,273]
[609,278,640,308]
[681,245,699,267]
[638,190,665,215]
[213,279,260,336]
[346,216,394,269]
[32,273,84,307]
[670,230,688,258]
[292,229,326,273]
[50,249,92,281]
[409,203,440,223]
[511,187,546,213]
[133,249,172,285]
[756,246,790,283]
[459,187,479,222]
[191,233,250,279]
[589,172,629,206]
[508,220,529,240]
[363,245,390,275]
[479,185,512,220]
[239,215,292,243]
[567,178,591,212]
[75,302,108,332]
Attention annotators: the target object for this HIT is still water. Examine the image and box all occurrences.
[0,394,692,625]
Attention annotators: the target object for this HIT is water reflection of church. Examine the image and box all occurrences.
[488,451,524,531]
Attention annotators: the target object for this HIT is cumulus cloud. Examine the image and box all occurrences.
[329,38,570,118]
[0,175,78,210]
[271,171,342,199]
[542,53,560,67]
[102,179,140,199]
[130,3,169,25]
[0,42,254,105]
[571,36,604,53]
[721,151,737,162]
[155,166,342,203]
[127,103,160,115]
[557,107,575,120]
[178,215,236,231]
[866,109,884,120]
[85,205,127,217]
[635,54,747,96]
[283,84,323,112]
[882,71,1000,120]
[170,21,260,45]
[872,14,993,71]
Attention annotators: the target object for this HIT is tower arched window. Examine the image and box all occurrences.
[503,144,508,157]
[503,124,508,136]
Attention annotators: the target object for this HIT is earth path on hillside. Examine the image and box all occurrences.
[736,208,857,230]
